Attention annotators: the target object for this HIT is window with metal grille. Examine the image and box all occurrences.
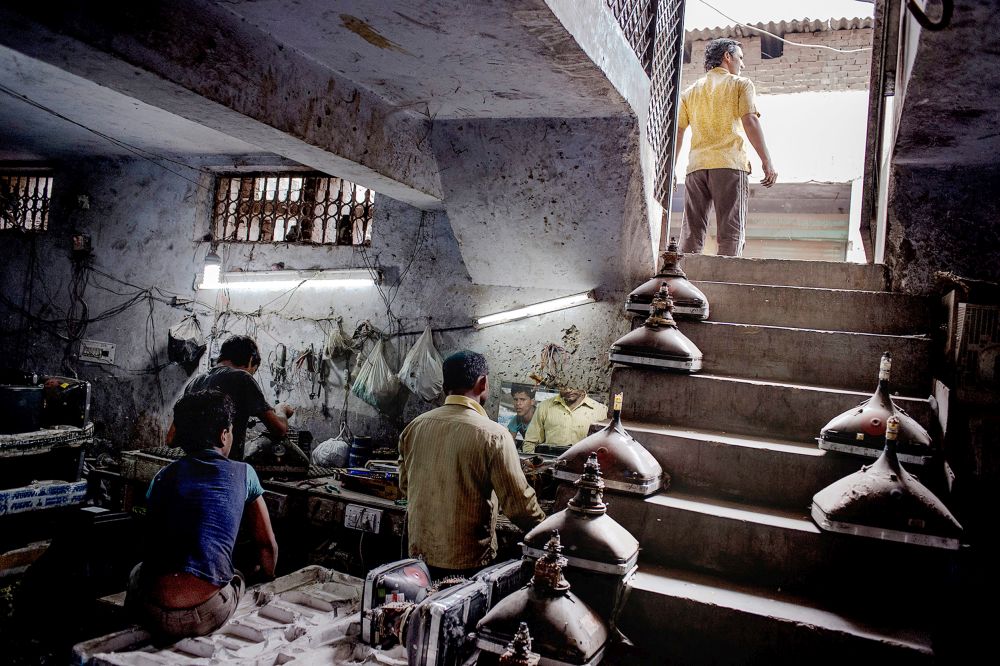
[0,173,53,232]
[212,173,374,245]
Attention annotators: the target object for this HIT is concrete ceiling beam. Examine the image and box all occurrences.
[0,1,443,209]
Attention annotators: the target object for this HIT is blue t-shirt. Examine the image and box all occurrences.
[144,449,264,587]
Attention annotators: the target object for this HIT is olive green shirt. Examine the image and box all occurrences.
[522,395,608,453]
[398,395,545,569]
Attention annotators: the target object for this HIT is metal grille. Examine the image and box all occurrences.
[955,303,1000,387]
[0,174,52,232]
[647,0,685,205]
[213,173,374,245]
[606,0,657,76]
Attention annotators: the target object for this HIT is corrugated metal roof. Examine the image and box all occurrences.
[688,17,873,41]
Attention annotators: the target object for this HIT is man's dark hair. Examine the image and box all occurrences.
[442,350,489,393]
[173,390,235,453]
[704,38,741,71]
[510,384,535,400]
[217,335,261,368]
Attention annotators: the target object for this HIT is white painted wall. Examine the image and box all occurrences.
[674,89,870,183]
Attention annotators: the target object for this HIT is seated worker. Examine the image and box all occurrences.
[399,351,545,579]
[507,384,537,447]
[127,390,278,641]
[522,386,608,453]
[167,335,294,461]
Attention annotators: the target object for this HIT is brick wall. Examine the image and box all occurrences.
[681,29,872,94]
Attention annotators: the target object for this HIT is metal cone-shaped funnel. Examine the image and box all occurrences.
[818,352,934,465]
[611,284,703,372]
[811,416,963,550]
[500,622,540,666]
[553,393,664,496]
[525,453,640,573]
[476,532,609,666]
[626,237,709,319]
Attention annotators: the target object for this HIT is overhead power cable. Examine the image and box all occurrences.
[695,0,873,54]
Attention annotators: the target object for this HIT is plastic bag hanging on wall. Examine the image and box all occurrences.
[324,316,354,359]
[351,339,401,412]
[397,326,443,402]
[167,314,206,374]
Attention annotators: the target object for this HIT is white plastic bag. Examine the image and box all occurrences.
[310,437,351,468]
[397,327,443,401]
[351,339,400,411]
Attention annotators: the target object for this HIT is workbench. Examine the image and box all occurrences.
[118,449,409,575]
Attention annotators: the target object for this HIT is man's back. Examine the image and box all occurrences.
[680,68,757,173]
[399,396,543,570]
[145,449,261,587]
[186,366,270,460]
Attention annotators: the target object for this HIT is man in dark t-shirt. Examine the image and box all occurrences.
[167,335,293,461]
[127,390,279,640]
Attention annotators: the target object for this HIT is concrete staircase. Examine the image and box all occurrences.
[609,256,953,665]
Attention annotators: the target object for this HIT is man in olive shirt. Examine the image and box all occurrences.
[399,351,545,578]
[522,387,608,454]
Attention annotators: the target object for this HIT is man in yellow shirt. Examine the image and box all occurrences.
[399,351,545,578]
[522,387,608,454]
[675,38,777,257]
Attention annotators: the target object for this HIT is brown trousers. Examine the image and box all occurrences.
[681,168,749,257]
[126,563,245,641]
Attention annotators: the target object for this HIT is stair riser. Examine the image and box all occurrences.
[611,369,934,442]
[681,255,889,291]
[686,322,932,395]
[695,282,936,334]
[619,586,934,665]
[614,496,954,597]
[633,428,861,510]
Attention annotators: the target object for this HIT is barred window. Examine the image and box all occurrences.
[212,173,374,245]
[0,173,53,232]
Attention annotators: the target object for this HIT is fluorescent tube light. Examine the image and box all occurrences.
[198,268,379,291]
[475,290,597,329]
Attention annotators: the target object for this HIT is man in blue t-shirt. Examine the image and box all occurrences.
[126,390,279,640]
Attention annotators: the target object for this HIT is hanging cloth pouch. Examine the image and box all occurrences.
[351,339,401,411]
[397,326,443,402]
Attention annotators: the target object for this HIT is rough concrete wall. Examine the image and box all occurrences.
[432,116,652,292]
[544,0,662,260]
[683,30,872,93]
[886,164,1000,293]
[0,157,633,450]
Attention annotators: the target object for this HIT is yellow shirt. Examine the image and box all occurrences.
[398,395,545,569]
[522,395,609,453]
[678,67,759,174]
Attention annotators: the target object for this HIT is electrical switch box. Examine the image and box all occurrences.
[344,504,382,533]
[80,339,116,365]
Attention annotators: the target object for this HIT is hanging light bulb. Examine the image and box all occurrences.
[200,248,222,289]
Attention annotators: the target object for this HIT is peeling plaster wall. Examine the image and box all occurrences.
[0,157,634,451]
[432,116,652,292]
[886,164,1000,293]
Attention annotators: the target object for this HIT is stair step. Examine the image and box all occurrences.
[618,564,935,665]
[621,422,862,510]
[611,368,935,442]
[681,254,889,291]
[694,281,936,334]
[685,321,931,395]
[605,489,954,606]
